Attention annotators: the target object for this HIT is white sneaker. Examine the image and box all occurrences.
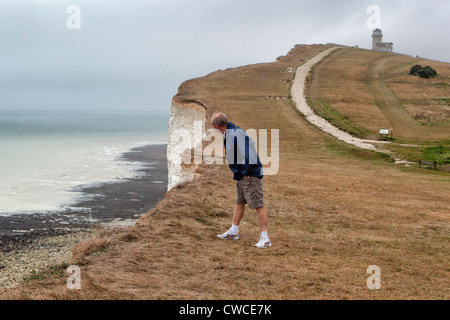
[217,228,239,240]
[254,236,272,248]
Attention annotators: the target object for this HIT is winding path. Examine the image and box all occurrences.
[290,47,419,166]
[291,47,379,152]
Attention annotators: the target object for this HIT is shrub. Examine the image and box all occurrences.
[410,65,438,78]
[424,146,450,165]
[417,68,431,78]
[409,64,422,75]
[423,66,437,77]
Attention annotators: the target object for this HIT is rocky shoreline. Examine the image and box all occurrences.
[0,144,168,289]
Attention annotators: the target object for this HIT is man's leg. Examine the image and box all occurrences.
[256,206,268,232]
[254,206,271,248]
[217,203,245,240]
[232,203,245,227]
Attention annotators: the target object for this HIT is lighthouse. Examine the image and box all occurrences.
[372,29,393,53]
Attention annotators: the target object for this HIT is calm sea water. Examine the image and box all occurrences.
[0,111,168,216]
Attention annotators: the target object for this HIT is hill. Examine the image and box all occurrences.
[308,47,450,167]
[1,44,449,300]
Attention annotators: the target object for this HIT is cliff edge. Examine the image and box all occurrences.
[2,44,449,300]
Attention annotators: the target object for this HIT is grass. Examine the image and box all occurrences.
[423,146,450,165]
[325,139,395,163]
[308,48,450,138]
[22,264,68,283]
[307,47,450,171]
[307,98,373,138]
[1,44,449,300]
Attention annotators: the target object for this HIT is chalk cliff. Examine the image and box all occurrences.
[166,97,207,190]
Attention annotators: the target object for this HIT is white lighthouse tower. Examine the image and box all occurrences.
[372,29,383,50]
[372,29,393,53]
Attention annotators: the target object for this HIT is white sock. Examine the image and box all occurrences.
[261,231,268,239]
[231,224,239,234]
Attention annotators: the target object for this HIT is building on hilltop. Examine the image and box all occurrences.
[372,29,393,53]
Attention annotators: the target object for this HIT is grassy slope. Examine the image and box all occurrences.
[308,47,450,166]
[1,45,449,300]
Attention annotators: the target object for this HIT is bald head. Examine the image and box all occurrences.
[211,112,228,128]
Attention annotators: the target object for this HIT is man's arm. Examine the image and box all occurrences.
[235,129,257,176]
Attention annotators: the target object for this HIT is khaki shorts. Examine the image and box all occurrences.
[236,176,265,210]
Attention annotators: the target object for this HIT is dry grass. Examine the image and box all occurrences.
[308,47,450,141]
[1,44,449,300]
[383,55,450,125]
[308,48,392,138]
[404,103,450,124]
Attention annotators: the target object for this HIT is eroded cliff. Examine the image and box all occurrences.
[166,97,207,190]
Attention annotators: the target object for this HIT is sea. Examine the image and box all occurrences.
[0,111,168,216]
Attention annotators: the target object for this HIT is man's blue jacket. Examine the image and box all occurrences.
[224,122,263,181]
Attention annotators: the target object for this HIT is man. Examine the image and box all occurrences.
[211,112,271,248]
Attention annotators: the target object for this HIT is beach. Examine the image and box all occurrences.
[0,144,168,289]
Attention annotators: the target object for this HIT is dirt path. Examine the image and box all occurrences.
[365,56,450,141]
[365,57,423,140]
[291,48,419,165]
[291,47,379,151]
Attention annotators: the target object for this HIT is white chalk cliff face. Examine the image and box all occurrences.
[166,99,206,190]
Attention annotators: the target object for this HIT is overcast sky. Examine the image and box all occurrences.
[0,0,449,115]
